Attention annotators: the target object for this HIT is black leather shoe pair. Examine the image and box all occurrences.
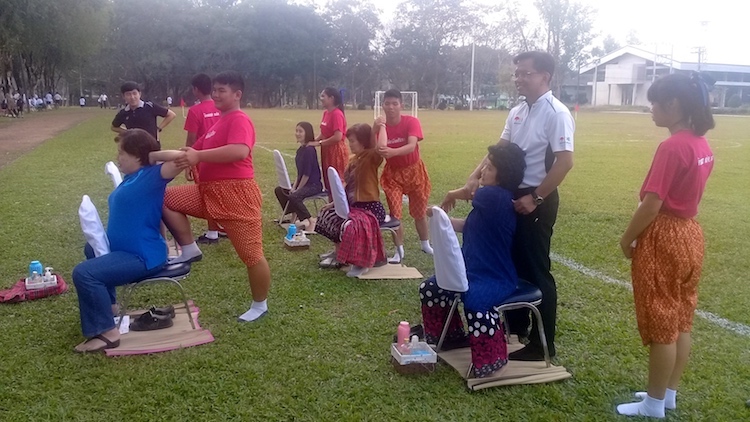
[129,306,175,331]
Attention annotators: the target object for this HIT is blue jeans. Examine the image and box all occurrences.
[72,244,165,338]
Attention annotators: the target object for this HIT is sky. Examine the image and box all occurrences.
[311,0,750,66]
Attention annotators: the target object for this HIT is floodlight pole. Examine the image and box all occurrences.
[469,42,475,111]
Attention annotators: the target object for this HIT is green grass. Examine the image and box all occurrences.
[1,108,749,421]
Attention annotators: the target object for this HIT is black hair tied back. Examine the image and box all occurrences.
[690,71,715,108]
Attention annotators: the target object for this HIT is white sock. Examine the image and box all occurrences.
[420,240,434,255]
[636,389,676,410]
[205,231,219,240]
[617,394,665,418]
[238,300,268,322]
[168,242,202,264]
[346,265,369,277]
[389,245,405,263]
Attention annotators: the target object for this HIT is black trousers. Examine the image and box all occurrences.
[274,185,323,221]
[507,189,559,356]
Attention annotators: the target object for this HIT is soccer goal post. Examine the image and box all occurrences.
[374,91,418,119]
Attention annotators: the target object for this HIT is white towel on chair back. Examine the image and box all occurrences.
[79,195,110,256]
[429,206,468,293]
[104,161,123,188]
[327,167,350,219]
[273,150,293,190]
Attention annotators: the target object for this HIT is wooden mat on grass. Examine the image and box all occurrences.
[105,301,214,356]
[438,338,572,390]
[341,264,423,280]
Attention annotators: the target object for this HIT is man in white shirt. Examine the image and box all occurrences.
[444,51,574,362]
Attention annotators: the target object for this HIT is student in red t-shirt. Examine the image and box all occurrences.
[313,87,349,199]
[617,72,716,418]
[184,73,224,245]
[159,71,271,323]
[377,89,433,263]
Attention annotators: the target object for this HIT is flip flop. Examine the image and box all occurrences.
[75,334,120,354]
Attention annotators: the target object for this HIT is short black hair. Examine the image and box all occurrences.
[487,143,526,191]
[213,71,244,92]
[345,123,374,150]
[114,129,159,165]
[191,73,212,96]
[120,81,140,94]
[647,72,716,136]
[383,89,402,102]
[513,51,556,79]
[296,121,316,143]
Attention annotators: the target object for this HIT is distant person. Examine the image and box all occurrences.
[79,96,86,107]
[16,94,24,117]
[166,96,173,108]
[616,73,716,418]
[111,81,176,143]
[313,87,349,200]
[45,92,53,109]
[100,93,108,109]
[376,89,433,263]
[183,73,223,244]
[54,92,62,108]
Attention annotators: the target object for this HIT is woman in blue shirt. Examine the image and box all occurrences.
[72,129,184,353]
[419,143,526,378]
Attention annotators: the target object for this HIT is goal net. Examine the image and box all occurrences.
[374,91,418,119]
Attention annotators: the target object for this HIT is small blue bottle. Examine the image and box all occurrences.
[286,224,297,240]
[29,261,43,278]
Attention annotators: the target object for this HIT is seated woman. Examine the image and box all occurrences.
[419,143,526,378]
[315,119,387,276]
[71,129,184,353]
[274,121,323,231]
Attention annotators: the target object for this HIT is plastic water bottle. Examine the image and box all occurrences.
[286,224,297,240]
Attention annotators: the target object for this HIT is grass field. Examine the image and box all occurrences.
[0,108,749,421]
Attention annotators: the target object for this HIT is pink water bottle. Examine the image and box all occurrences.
[397,321,410,353]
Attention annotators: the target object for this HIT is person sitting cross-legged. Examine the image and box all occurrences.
[419,143,526,378]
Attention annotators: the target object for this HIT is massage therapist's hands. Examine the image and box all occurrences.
[377,146,397,159]
[513,194,537,215]
[184,167,194,181]
[620,237,634,259]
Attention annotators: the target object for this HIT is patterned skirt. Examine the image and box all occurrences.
[314,201,385,243]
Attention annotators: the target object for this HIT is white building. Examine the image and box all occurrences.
[580,45,750,107]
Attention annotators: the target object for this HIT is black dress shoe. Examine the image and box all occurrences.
[508,344,553,361]
[130,310,174,331]
[149,305,175,318]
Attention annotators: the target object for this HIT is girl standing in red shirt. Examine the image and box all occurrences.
[617,72,716,418]
[314,87,349,198]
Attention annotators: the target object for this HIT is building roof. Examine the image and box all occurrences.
[580,45,750,75]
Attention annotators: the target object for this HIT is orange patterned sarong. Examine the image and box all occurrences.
[165,179,264,266]
[380,160,431,220]
[631,213,704,345]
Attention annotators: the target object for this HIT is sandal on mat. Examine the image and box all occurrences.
[74,334,120,354]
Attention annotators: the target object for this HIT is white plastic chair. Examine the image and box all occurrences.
[273,149,327,225]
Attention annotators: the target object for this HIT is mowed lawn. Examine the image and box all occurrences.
[0,108,748,421]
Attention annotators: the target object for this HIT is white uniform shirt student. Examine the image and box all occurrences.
[500,90,575,188]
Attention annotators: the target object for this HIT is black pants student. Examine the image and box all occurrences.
[274,185,323,221]
[507,188,559,357]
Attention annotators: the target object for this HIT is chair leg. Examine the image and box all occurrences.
[168,279,196,330]
[528,305,551,368]
[116,284,135,329]
[436,296,459,352]
[278,202,289,226]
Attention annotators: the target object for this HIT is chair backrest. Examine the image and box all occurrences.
[105,161,123,188]
[273,149,293,190]
[428,206,468,292]
[327,167,350,219]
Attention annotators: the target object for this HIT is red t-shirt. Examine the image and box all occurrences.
[320,108,347,139]
[384,115,424,168]
[184,99,221,139]
[193,110,256,182]
[640,130,714,219]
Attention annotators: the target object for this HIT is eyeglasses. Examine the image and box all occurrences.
[512,71,541,79]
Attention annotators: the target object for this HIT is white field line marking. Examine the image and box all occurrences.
[256,143,295,159]
[551,252,750,338]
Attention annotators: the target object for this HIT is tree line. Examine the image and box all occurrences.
[0,0,607,108]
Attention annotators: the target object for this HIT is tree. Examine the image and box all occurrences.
[591,35,621,58]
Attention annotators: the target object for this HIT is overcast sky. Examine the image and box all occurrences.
[311,0,750,65]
